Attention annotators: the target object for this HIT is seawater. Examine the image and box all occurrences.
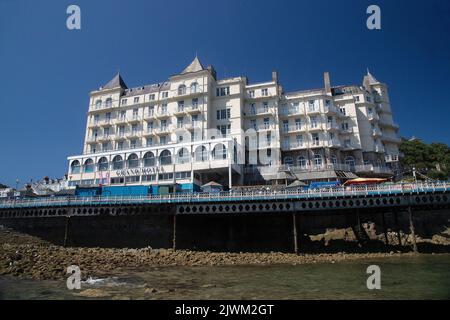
[1,254,449,300]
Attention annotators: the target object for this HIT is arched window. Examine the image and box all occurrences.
[345,156,356,170]
[95,99,102,109]
[284,157,294,167]
[313,154,323,167]
[127,153,139,168]
[70,160,81,174]
[84,158,94,173]
[297,156,306,168]
[159,149,172,165]
[190,82,198,93]
[177,148,190,164]
[212,144,227,160]
[112,155,123,170]
[98,157,109,171]
[195,145,208,162]
[143,152,155,167]
[178,84,186,95]
[105,98,112,108]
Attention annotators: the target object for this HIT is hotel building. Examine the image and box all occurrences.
[67,57,402,193]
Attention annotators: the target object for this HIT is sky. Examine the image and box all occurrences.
[0,0,449,187]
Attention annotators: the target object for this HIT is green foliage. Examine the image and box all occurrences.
[400,139,450,180]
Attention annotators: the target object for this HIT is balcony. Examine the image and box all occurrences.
[381,135,401,144]
[256,123,275,131]
[281,141,307,151]
[173,107,186,116]
[154,127,171,135]
[326,139,341,148]
[342,142,359,151]
[155,110,170,119]
[97,135,112,142]
[186,105,201,114]
[100,119,112,127]
[142,129,155,137]
[309,140,323,148]
[324,105,339,114]
[308,124,323,132]
[279,108,302,117]
[86,135,98,143]
[127,131,141,139]
[306,107,320,115]
[144,112,155,120]
[88,121,100,128]
[368,113,380,122]
[379,120,400,130]
[115,117,127,125]
[385,154,400,162]
[341,127,354,134]
[127,115,141,124]
[114,133,127,141]
[246,107,275,117]
[325,122,340,131]
[174,86,203,97]
[372,128,382,137]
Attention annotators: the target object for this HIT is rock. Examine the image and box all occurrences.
[144,288,158,294]
[77,289,111,298]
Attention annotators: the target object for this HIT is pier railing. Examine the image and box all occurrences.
[0,182,449,209]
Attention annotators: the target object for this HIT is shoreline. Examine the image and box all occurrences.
[1,229,449,281]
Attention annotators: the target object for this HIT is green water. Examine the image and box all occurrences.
[1,255,449,300]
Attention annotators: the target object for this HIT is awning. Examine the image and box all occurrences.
[343,178,387,186]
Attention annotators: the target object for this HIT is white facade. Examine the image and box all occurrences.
[67,57,401,190]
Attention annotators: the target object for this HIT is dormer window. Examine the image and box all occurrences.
[134,97,140,104]
[161,91,169,99]
[121,98,127,106]
[178,84,186,95]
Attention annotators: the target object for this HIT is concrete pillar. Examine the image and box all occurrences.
[172,214,177,250]
[408,207,418,253]
[292,213,299,254]
[381,211,389,246]
[394,210,402,246]
[63,215,71,247]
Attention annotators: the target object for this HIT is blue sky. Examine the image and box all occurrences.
[0,0,449,187]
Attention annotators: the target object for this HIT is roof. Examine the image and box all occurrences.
[202,181,223,187]
[286,180,308,188]
[181,56,205,74]
[101,73,128,90]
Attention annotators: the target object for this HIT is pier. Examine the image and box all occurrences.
[1,182,449,252]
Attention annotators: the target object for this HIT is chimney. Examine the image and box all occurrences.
[324,72,331,95]
[272,70,278,84]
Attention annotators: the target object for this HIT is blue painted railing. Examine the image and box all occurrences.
[0,182,449,209]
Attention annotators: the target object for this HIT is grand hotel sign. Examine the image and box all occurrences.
[115,167,164,177]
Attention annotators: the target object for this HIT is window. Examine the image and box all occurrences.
[331,155,338,165]
[191,114,199,125]
[103,127,110,137]
[282,120,289,132]
[212,144,227,160]
[340,107,346,115]
[178,84,186,95]
[263,102,269,112]
[297,156,306,168]
[177,117,184,128]
[261,88,268,96]
[284,157,294,167]
[142,174,156,182]
[161,104,168,114]
[250,103,256,115]
[127,154,139,168]
[345,156,356,170]
[217,124,230,136]
[177,148,190,164]
[308,100,315,111]
[146,138,153,147]
[160,119,167,130]
[192,98,198,108]
[216,87,230,97]
[310,116,318,128]
[131,124,138,134]
[149,94,155,101]
[263,118,270,129]
[190,82,198,93]
[125,176,140,183]
[178,101,185,112]
[105,98,112,108]
[84,159,94,173]
[121,99,127,106]
[134,97,140,104]
[143,152,155,167]
[295,119,301,130]
[296,135,303,147]
[116,141,124,150]
[102,142,109,151]
[105,112,111,122]
[130,139,137,149]
[250,119,257,130]
[160,135,167,145]
[119,111,126,121]
[110,177,124,184]
[313,154,323,167]
[355,96,360,102]
[325,100,331,107]
[366,96,371,102]
[132,108,139,119]
[341,122,349,131]
[70,160,81,174]
[95,99,102,109]
[112,156,123,170]
[282,137,290,149]
[311,133,319,146]
[195,146,208,162]
[158,173,174,180]
[161,91,168,99]
[176,171,191,179]
[217,108,230,120]
[248,90,255,98]
[159,150,172,165]
[147,122,153,132]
